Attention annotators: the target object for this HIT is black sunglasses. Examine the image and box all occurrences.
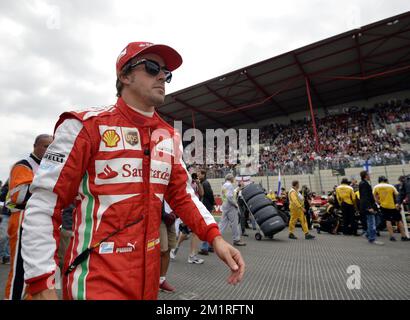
[129,59,172,83]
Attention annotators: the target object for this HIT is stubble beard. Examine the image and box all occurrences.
[148,92,165,108]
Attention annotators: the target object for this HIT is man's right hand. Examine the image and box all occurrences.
[32,289,59,300]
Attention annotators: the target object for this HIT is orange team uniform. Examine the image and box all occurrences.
[4,154,40,300]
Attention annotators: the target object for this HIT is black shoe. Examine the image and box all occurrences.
[198,249,209,256]
[305,234,315,240]
[390,236,397,242]
[208,247,214,253]
[2,256,10,265]
[242,233,249,237]
[401,237,410,241]
[289,233,298,240]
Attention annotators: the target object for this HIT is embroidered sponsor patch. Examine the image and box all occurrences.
[147,238,160,251]
[150,160,171,185]
[44,150,66,163]
[102,129,121,148]
[98,126,141,151]
[123,129,140,146]
[97,165,118,180]
[116,241,137,254]
[95,158,143,185]
[99,242,114,254]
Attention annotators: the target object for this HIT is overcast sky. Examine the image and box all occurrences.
[0,0,409,181]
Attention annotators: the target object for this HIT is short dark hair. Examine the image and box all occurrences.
[200,169,207,177]
[378,176,388,183]
[116,57,139,97]
[360,170,368,180]
[292,180,299,187]
[34,134,52,146]
[341,178,350,184]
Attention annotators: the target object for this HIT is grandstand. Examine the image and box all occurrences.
[159,11,410,194]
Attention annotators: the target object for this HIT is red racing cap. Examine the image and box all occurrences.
[116,42,183,76]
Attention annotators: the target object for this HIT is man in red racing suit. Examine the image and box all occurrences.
[21,41,245,300]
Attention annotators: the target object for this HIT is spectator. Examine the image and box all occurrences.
[359,171,383,245]
[58,204,75,272]
[197,169,216,256]
[0,180,11,265]
[170,173,206,264]
[159,201,177,293]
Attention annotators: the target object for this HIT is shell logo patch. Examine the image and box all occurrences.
[102,129,121,148]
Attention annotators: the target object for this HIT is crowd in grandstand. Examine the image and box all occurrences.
[193,97,410,178]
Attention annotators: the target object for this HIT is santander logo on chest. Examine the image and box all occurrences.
[94,158,172,186]
[95,126,177,185]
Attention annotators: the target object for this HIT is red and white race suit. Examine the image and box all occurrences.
[21,97,220,300]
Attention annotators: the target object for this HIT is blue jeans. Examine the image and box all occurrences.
[201,241,209,251]
[367,214,377,242]
[0,215,10,258]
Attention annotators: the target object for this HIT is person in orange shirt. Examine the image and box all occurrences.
[4,134,53,300]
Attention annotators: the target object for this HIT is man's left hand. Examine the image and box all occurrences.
[212,236,245,285]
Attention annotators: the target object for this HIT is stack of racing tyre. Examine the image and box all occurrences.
[241,183,287,240]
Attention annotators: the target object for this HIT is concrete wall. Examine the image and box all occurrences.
[208,163,410,196]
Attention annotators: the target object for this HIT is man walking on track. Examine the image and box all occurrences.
[288,180,315,240]
[21,41,245,300]
[4,134,53,300]
[219,174,246,247]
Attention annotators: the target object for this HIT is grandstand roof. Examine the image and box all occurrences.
[158,11,410,130]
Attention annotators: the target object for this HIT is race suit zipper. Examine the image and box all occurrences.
[141,126,151,297]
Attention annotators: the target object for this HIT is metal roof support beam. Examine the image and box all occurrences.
[173,97,228,129]
[245,73,288,116]
[354,35,369,100]
[160,30,410,111]
[363,21,410,60]
[204,85,258,123]
[293,53,327,112]
[305,77,320,153]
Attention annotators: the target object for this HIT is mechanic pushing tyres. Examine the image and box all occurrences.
[241,183,286,240]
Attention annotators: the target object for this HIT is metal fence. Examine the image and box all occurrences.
[204,158,410,195]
